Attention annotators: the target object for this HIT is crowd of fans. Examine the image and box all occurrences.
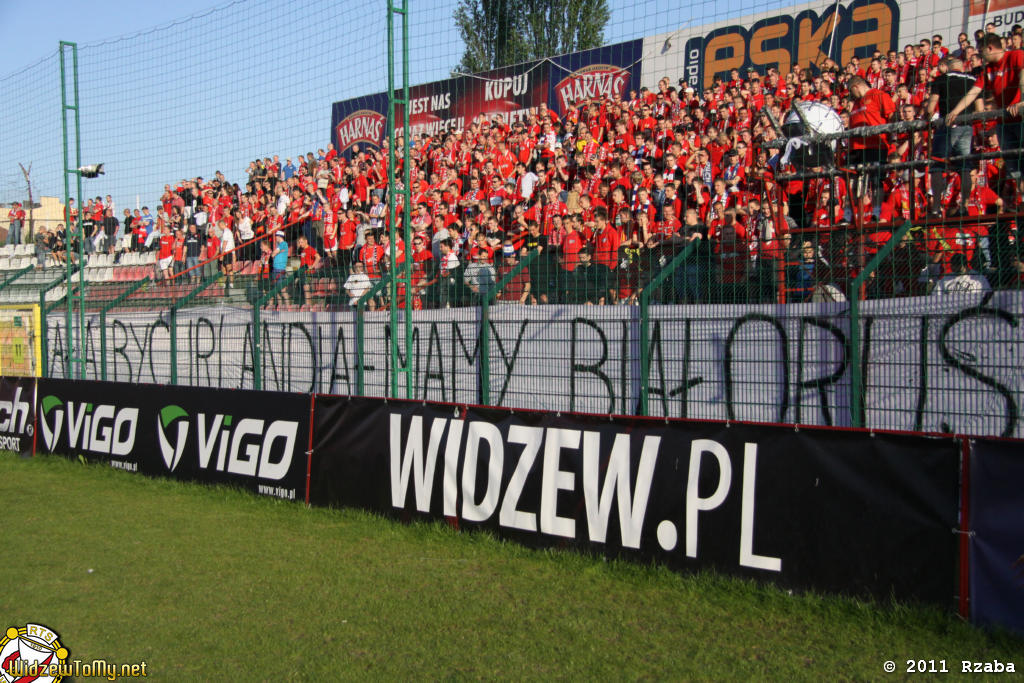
[42,25,1024,308]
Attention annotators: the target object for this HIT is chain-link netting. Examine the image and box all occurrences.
[1,0,1022,437]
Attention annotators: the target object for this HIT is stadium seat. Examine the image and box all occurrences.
[12,244,31,257]
[0,246,13,258]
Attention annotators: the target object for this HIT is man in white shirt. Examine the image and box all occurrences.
[932,253,991,294]
[343,261,373,308]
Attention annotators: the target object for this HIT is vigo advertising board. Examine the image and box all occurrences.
[35,378,310,500]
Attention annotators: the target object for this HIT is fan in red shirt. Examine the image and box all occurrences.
[848,75,896,219]
[154,223,176,282]
[947,32,1024,185]
[590,208,620,270]
[359,230,386,279]
[295,235,322,307]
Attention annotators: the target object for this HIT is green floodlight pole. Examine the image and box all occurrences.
[59,41,87,380]
[386,0,413,399]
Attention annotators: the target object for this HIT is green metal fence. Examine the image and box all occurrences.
[24,216,1022,440]
[3,0,1023,440]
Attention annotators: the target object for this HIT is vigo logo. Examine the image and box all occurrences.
[555,65,629,111]
[335,109,386,151]
[0,386,32,435]
[157,405,189,472]
[38,395,138,456]
[156,405,299,481]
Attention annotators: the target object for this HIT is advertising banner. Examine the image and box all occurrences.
[679,0,900,91]
[546,40,643,115]
[330,59,549,156]
[35,378,310,500]
[969,438,1024,635]
[0,376,34,456]
[329,38,643,154]
[311,396,959,604]
[45,291,1024,439]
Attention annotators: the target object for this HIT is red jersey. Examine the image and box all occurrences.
[360,243,386,278]
[158,234,175,259]
[299,245,319,268]
[849,89,896,150]
[339,218,358,250]
[590,227,620,269]
[976,48,1024,112]
[561,230,584,271]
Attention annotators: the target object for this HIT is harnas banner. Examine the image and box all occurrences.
[35,378,309,501]
[329,40,643,155]
[310,395,959,604]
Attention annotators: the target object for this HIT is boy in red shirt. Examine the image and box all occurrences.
[848,75,896,219]
[154,222,175,282]
[295,234,321,306]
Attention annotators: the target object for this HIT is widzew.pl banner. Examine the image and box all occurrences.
[35,378,310,501]
[310,396,960,605]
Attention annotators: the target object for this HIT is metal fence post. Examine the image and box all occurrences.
[480,251,537,406]
[38,266,77,379]
[168,273,220,386]
[355,274,391,396]
[98,277,150,381]
[169,307,177,385]
[847,220,913,427]
[638,242,697,416]
[253,267,308,391]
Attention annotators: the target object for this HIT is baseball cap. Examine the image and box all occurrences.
[276,230,285,237]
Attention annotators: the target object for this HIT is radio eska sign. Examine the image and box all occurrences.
[683,0,900,91]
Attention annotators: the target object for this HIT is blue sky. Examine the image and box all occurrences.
[0,0,793,209]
